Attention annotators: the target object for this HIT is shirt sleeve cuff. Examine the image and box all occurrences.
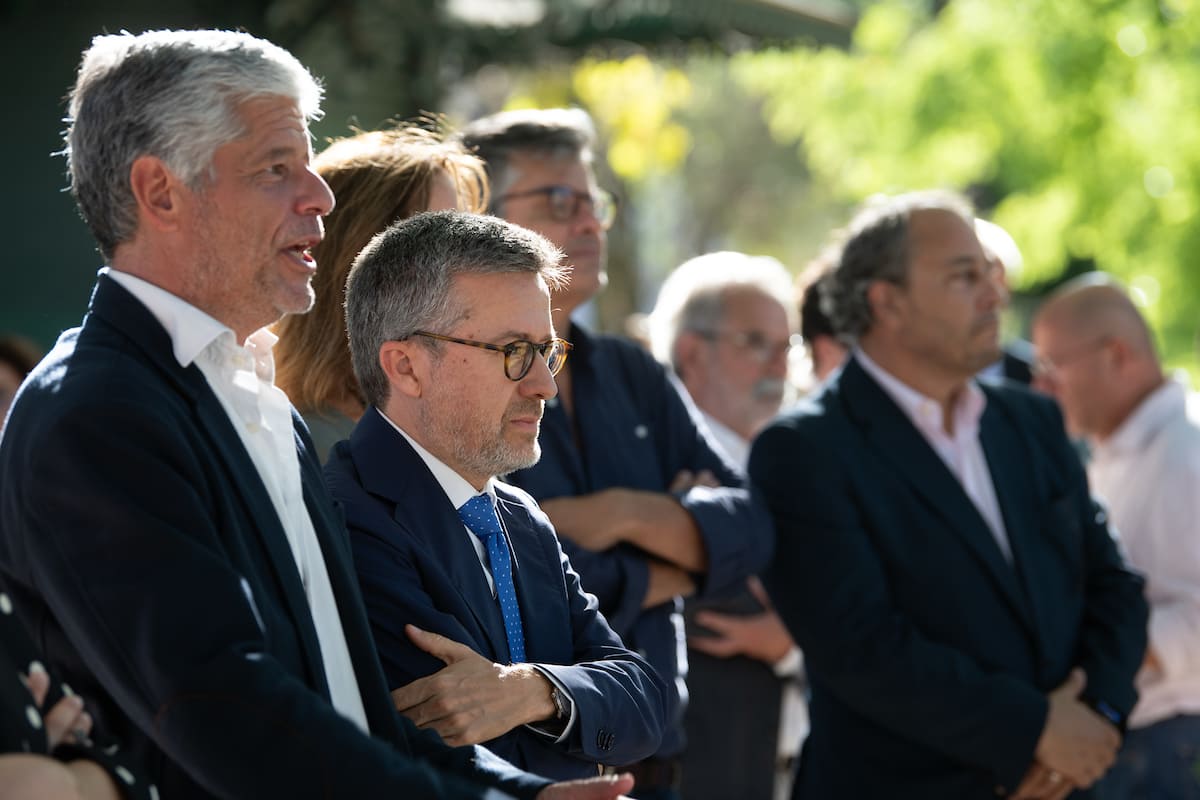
[773,646,804,679]
[524,665,577,743]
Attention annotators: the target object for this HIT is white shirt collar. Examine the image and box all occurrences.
[374,408,495,510]
[1095,379,1187,459]
[105,268,231,368]
[854,347,987,438]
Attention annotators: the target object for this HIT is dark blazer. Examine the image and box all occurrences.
[0,274,549,800]
[324,408,668,780]
[748,356,1147,799]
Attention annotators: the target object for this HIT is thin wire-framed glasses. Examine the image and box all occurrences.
[498,185,617,230]
[695,330,801,364]
[409,331,573,381]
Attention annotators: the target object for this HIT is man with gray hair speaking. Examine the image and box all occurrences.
[749,190,1147,799]
[0,28,635,800]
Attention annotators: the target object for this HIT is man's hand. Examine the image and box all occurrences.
[22,661,91,749]
[389,626,555,746]
[1032,669,1120,789]
[536,773,635,799]
[689,578,795,665]
[1011,762,1076,800]
[644,561,696,608]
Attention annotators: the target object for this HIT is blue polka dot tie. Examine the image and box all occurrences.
[458,493,526,664]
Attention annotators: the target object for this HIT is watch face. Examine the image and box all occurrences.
[552,686,568,719]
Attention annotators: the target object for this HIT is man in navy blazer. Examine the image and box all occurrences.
[749,191,1148,799]
[324,211,668,782]
[0,29,632,800]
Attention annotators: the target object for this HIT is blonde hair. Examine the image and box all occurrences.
[274,124,488,415]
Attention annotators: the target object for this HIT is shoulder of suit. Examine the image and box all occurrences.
[978,379,1062,430]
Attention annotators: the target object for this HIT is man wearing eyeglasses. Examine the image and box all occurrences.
[324,210,668,785]
[461,110,774,799]
[1033,274,1200,800]
[646,251,807,800]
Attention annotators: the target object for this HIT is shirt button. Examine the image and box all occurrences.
[634,425,648,439]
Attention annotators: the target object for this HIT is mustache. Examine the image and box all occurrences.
[504,399,544,422]
[752,378,787,403]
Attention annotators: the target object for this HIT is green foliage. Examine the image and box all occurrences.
[734,0,1200,372]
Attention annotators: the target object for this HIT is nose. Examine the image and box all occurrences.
[519,350,559,401]
[299,166,336,217]
[571,204,604,238]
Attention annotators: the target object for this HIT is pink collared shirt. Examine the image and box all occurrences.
[855,349,1012,563]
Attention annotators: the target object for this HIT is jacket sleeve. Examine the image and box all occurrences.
[529,515,668,766]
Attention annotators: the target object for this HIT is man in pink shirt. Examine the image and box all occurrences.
[749,190,1147,800]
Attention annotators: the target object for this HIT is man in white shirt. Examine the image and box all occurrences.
[323,210,668,782]
[0,28,632,800]
[749,190,1147,799]
[646,251,806,800]
[1033,274,1200,799]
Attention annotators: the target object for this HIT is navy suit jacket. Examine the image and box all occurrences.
[749,356,1147,799]
[324,408,668,780]
[0,274,550,800]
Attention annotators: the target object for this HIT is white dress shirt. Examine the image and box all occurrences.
[106,268,369,733]
[1089,378,1200,728]
[376,408,577,742]
[855,349,1013,563]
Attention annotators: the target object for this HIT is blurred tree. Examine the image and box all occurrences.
[733,0,1200,373]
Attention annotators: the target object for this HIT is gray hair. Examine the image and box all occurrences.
[647,251,797,372]
[824,189,975,340]
[65,29,324,259]
[459,108,596,207]
[346,210,567,407]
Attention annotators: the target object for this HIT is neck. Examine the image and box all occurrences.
[1096,370,1166,442]
[859,337,969,435]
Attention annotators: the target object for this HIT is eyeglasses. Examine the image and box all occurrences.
[498,185,617,230]
[410,331,573,381]
[1032,337,1111,379]
[695,330,801,364]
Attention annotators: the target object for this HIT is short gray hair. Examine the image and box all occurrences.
[825,189,975,340]
[65,29,323,259]
[346,210,567,407]
[459,108,596,206]
[647,251,797,372]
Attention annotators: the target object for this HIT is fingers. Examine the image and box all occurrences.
[746,576,773,608]
[404,624,473,665]
[42,694,87,750]
[538,773,636,800]
[1061,668,1087,697]
[668,470,695,493]
[21,661,50,708]
[693,469,720,488]
[687,633,738,659]
[390,676,436,714]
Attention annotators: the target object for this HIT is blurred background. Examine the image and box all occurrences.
[3,0,1198,377]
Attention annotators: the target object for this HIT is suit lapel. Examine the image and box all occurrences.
[90,275,331,695]
[977,389,1047,637]
[839,359,1032,625]
[349,410,511,661]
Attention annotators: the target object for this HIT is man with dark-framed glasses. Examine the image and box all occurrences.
[324,210,668,784]
[461,109,774,800]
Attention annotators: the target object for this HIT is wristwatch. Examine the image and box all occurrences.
[550,685,570,721]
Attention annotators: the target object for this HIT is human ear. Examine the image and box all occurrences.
[379,341,424,399]
[128,156,185,233]
[867,280,904,331]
